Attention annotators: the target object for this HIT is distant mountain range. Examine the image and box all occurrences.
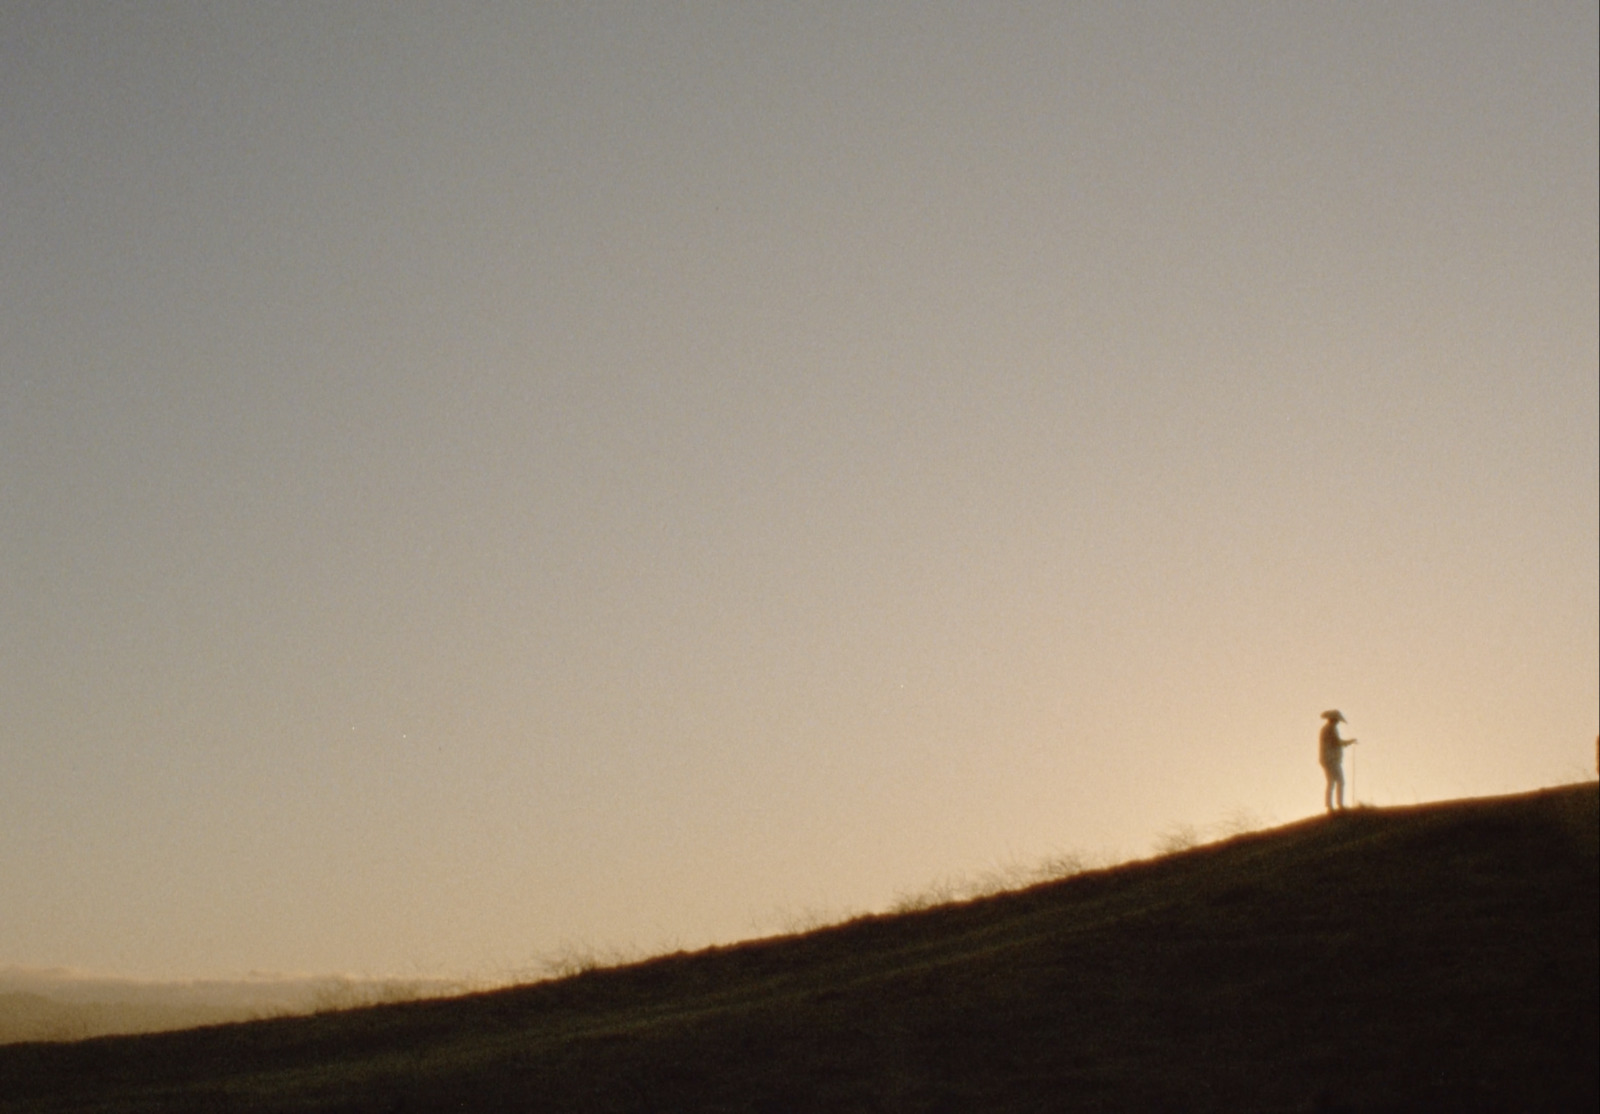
[0,969,465,1044]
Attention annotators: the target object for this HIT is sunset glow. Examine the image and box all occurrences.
[1,1,1595,984]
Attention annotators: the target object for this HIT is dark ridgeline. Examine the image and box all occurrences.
[1,783,1595,1113]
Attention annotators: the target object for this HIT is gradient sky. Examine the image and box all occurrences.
[2,2,1595,982]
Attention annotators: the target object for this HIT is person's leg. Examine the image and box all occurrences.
[1324,767,1335,811]
[1332,767,1345,809]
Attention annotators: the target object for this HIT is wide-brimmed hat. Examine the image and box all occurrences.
[1321,709,1345,723]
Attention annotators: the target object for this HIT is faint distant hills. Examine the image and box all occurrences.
[0,968,464,1044]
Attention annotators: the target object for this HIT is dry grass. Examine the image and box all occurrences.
[2,783,1593,1112]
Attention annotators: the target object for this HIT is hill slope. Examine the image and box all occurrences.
[2,784,1595,1112]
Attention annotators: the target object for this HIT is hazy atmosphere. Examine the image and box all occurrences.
[2,2,1595,985]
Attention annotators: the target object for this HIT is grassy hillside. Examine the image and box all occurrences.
[2,783,1594,1112]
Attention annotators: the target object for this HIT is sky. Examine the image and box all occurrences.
[1,1,1595,983]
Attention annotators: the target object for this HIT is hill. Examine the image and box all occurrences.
[0,972,469,1046]
[1,783,1594,1112]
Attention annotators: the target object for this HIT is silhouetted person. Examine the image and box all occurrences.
[1320,710,1357,811]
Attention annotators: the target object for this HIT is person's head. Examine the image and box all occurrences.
[1322,709,1345,724]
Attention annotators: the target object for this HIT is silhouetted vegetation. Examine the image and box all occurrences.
[1,784,1594,1112]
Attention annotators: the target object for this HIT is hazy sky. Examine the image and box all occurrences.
[2,2,1595,981]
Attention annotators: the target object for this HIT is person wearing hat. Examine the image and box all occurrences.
[1319,710,1357,811]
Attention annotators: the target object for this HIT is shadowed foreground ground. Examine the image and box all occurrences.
[2,783,1595,1112]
